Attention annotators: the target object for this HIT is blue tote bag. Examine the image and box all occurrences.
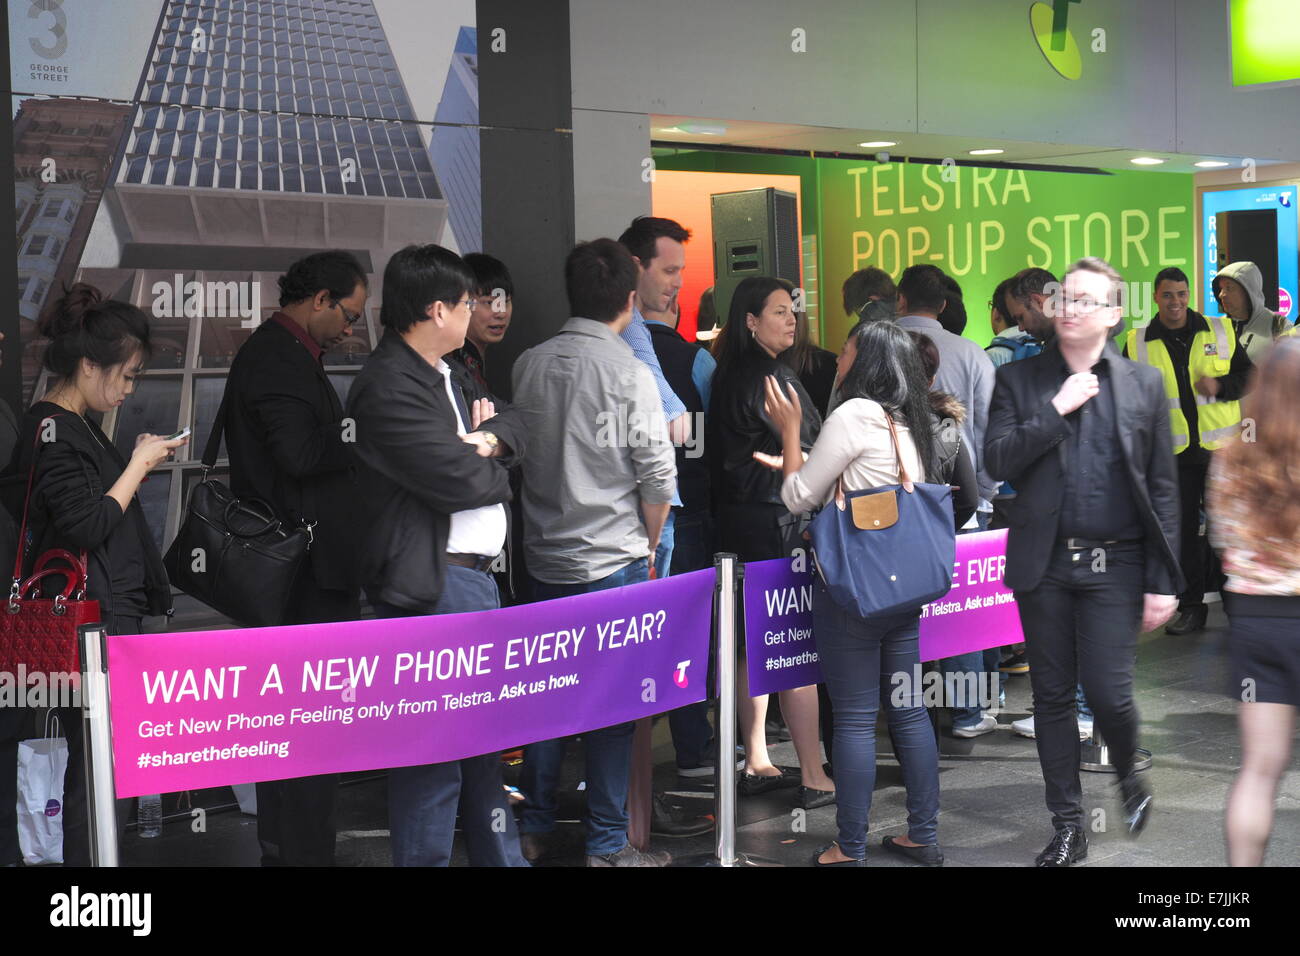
[809,415,956,619]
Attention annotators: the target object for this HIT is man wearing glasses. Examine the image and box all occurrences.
[985,257,1182,867]
[222,249,370,865]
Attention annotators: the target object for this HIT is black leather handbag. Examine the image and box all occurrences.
[163,396,313,627]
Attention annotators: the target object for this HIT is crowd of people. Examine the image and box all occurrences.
[1,214,1295,868]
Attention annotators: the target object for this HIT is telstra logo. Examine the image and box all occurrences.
[674,660,691,689]
[1030,0,1083,80]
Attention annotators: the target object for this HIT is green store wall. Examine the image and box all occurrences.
[656,150,1195,352]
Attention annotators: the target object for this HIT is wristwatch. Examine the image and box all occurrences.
[479,431,499,451]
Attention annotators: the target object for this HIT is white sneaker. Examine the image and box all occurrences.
[951,714,998,738]
[1012,715,1093,740]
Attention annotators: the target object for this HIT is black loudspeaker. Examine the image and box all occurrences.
[1215,209,1280,311]
[711,187,800,325]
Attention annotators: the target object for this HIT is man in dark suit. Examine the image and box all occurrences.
[985,257,1182,867]
[222,250,368,865]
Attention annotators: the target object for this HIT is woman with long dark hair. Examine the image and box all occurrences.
[760,320,945,866]
[782,310,839,419]
[707,276,835,807]
[1207,336,1300,866]
[5,283,184,864]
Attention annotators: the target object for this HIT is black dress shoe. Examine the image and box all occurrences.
[1034,826,1088,867]
[795,786,836,810]
[650,793,713,838]
[811,842,865,867]
[881,835,944,866]
[1118,772,1153,837]
[1165,605,1208,635]
[737,767,800,796]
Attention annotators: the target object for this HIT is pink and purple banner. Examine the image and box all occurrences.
[108,570,715,798]
[744,530,1023,695]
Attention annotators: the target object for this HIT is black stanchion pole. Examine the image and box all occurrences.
[79,623,119,867]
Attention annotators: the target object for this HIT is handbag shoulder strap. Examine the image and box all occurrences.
[202,391,229,469]
[12,414,89,594]
[883,412,916,492]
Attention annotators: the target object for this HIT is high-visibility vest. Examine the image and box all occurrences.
[1126,317,1242,454]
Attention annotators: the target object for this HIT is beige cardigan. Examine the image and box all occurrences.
[781,398,924,513]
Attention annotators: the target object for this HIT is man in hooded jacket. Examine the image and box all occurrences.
[1212,261,1291,361]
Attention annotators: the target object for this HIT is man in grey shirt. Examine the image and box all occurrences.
[894,264,1001,738]
[895,265,997,506]
[511,238,676,867]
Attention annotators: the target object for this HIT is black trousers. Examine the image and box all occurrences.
[1176,453,1210,611]
[255,581,358,866]
[1015,542,1145,830]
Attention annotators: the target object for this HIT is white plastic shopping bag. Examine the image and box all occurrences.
[16,712,67,865]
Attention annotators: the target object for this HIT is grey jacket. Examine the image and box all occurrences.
[1212,261,1290,361]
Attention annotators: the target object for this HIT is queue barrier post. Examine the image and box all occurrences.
[79,623,120,867]
[695,553,778,867]
[713,553,740,866]
[1079,726,1153,774]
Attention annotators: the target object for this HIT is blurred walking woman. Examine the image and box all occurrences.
[1207,336,1300,866]
[708,276,835,806]
[763,320,943,866]
[7,284,183,863]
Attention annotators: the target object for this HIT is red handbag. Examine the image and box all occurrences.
[0,417,103,679]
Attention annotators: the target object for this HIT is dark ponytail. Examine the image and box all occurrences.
[38,282,153,378]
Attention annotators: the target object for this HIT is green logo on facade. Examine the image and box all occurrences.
[1030,0,1083,79]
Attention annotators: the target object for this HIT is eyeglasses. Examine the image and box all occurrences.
[330,299,363,326]
[1061,296,1113,316]
[446,296,478,312]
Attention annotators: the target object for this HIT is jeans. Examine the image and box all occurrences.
[669,510,712,577]
[667,510,715,768]
[522,557,648,856]
[1075,684,1093,720]
[813,585,939,858]
[375,566,528,867]
[1015,542,1146,829]
[654,510,675,579]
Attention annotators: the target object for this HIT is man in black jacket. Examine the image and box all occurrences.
[985,257,1182,867]
[223,250,368,866]
[347,243,529,867]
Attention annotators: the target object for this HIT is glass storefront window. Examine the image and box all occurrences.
[198,312,255,368]
[327,373,356,407]
[112,377,182,460]
[190,376,227,463]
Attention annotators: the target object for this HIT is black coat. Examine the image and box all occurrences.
[346,330,528,613]
[984,341,1182,595]
[222,318,360,592]
[709,349,821,508]
[4,403,170,619]
[0,398,20,577]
